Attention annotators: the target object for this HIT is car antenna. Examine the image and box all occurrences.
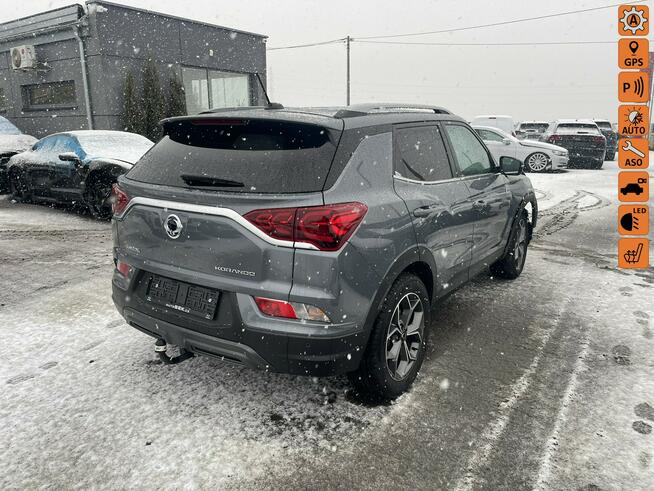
[255,73,284,110]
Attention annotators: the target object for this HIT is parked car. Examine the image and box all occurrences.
[470,115,517,136]
[473,125,568,172]
[515,121,550,141]
[540,120,606,169]
[0,116,37,193]
[593,119,618,161]
[7,130,153,217]
[111,104,538,399]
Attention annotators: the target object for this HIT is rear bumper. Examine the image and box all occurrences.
[113,284,366,377]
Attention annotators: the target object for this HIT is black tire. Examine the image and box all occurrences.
[605,150,615,161]
[490,210,529,279]
[85,172,116,220]
[591,159,604,169]
[348,273,430,400]
[8,169,31,202]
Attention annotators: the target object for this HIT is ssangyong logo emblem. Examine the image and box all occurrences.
[164,214,183,239]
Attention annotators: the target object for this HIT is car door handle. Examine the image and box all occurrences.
[413,205,440,218]
[472,200,486,211]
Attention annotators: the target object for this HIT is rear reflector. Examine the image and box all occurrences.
[254,297,331,322]
[111,184,130,216]
[254,297,297,319]
[244,202,367,251]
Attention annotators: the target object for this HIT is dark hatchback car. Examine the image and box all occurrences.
[111,104,538,399]
[541,120,606,169]
[593,119,618,161]
[7,130,153,217]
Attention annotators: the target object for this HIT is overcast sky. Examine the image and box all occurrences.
[2,0,652,122]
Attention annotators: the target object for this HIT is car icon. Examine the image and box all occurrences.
[621,183,644,195]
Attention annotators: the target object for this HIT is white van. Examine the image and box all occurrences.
[470,115,516,136]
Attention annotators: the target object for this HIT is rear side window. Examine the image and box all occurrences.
[395,125,452,182]
[444,124,494,176]
[127,119,340,193]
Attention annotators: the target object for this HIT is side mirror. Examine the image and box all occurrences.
[502,138,512,145]
[59,152,81,165]
[499,156,523,176]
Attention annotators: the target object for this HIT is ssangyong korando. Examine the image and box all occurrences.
[111,104,538,399]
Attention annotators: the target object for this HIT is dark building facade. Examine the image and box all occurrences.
[0,1,267,137]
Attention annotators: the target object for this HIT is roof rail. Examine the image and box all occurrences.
[344,103,451,116]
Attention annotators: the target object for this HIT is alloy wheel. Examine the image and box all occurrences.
[386,292,425,381]
[527,153,548,172]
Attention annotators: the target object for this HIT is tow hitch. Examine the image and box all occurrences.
[155,338,194,365]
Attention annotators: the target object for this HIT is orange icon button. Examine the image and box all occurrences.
[618,105,649,137]
[618,238,649,269]
[618,138,649,168]
[618,5,649,36]
[618,38,649,69]
[619,171,649,202]
[618,72,650,102]
[618,204,649,235]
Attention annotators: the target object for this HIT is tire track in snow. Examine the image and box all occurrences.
[533,333,591,490]
[453,300,571,491]
[535,190,609,238]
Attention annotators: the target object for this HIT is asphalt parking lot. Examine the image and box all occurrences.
[1,159,652,490]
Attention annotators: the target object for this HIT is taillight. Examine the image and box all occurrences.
[244,202,367,251]
[594,136,606,144]
[242,208,295,242]
[116,260,132,278]
[111,183,130,216]
[296,203,367,251]
[548,135,561,144]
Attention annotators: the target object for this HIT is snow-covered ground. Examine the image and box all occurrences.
[0,158,652,489]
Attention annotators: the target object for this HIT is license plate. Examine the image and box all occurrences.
[146,275,219,320]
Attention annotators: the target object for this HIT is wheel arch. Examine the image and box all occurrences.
[360,246,437,344]
[84,160,130,195]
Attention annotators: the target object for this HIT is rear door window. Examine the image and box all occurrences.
[395,125,453,182]
[444,123,494,176]
[126,119,341,194]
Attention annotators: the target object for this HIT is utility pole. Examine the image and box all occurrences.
[346,35,351,106]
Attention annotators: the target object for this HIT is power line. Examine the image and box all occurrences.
[354,40,616,47]
[267,1,638,50]
[355,2,642,40]
[267,37,345,51]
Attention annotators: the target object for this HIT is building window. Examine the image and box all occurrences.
[22,81,76,110]
[182,67,250,113]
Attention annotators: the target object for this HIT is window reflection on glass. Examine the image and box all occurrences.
[22,81,76,109]
[209,70,250,108]
[182,67,209,114]
[182,67,250,113]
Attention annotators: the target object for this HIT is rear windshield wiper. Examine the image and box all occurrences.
[181,174,244,188]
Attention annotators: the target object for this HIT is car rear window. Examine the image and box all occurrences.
[520,123,549,131]
[595,121,612,130]
[126,119,340,193]
[555,123,601,135]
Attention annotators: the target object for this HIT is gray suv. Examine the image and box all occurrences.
[111,104,537,399]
